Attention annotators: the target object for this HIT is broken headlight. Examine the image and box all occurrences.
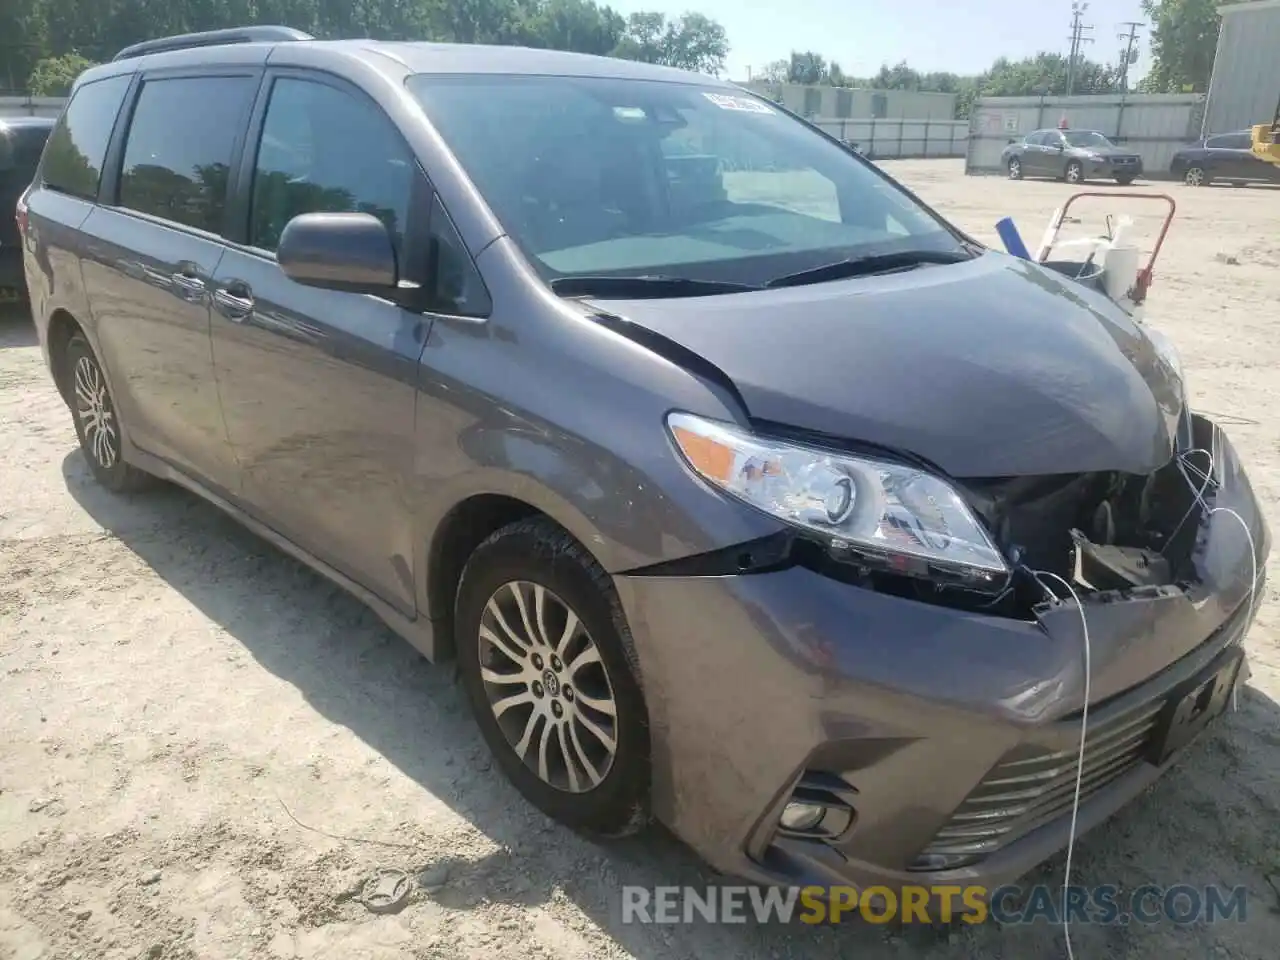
[666,412,1009,587]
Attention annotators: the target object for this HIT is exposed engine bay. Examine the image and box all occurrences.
[795,413,1219,621]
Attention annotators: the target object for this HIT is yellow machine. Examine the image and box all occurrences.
[1250,94,1280,166]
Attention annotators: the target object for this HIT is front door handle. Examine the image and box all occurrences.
[212,283,255,321]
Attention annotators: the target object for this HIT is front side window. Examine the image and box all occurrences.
[407,75,965,285]
[249,78,414,253]
[41,75,131,200]
[118,76,256,233]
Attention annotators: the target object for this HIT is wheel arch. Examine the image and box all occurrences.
[46,308,87,402]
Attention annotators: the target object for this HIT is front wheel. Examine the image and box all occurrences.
[1007,157,1023,180]
[1065,160,1084,184]
[455,518,650,838]
[1115,175,1135,186]
[65,333,152,493]
[1184,166,1207,187]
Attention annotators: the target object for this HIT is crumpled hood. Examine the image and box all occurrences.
[589,252,1184,478]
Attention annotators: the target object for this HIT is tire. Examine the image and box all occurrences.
[64,333,152,493]
[1184,166,1207,187]
[1115,175,1135,186]
[455,517,650,838]
[1064,160,1084,184]
[1007,156,1023,180]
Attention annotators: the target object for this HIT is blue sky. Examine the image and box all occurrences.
[610,0,1152,82]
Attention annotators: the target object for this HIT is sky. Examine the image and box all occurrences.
[609,0,1153,83]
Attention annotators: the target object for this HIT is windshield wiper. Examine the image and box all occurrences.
[550,274,762,298]
[764,249,974,289]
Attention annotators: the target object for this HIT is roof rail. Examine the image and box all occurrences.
[112,26,313,62]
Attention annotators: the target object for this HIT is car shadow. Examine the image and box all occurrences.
[60,449,1280,957]
[0,302,38,349]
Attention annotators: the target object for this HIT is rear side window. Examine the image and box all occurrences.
[118,76,256,233]
[41,75,131,200]
[1208,133,1250,149]
[249,77,414,252]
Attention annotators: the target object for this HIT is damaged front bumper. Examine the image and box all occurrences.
[617,415,1268,895]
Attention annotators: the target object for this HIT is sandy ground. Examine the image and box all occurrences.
[2,160,1279,960]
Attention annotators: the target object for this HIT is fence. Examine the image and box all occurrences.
[965,93,1205,178]
[0,95,66,118]
[812,117,968,159]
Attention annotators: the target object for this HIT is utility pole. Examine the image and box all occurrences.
[1117,21,1144,92]
[1066,1,1094,97]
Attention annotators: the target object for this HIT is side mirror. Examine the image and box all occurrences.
[277,212,399,295]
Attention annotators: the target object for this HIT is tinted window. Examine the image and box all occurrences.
[408,75,963,283]
[118,76,255,233]
[250,78,414,253]
[1025,132,1046,145]
[41,75,131,200]
[428,193,490,317]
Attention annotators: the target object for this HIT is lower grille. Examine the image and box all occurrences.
[913,698,1162,865]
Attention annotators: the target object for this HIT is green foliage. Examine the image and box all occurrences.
[27,51,95,96]
[1139,0,1230,93]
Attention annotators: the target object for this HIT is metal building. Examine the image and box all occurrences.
[1202,0,1280,136]
[736,81,958,121]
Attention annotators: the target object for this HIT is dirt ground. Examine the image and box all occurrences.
[2,159,1279,960]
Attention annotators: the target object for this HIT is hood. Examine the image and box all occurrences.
[588,252,1184,478]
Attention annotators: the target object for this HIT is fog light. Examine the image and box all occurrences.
[779,801,826,832]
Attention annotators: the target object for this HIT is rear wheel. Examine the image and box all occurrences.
[455,518,650,838]
[1065,160,1084,184]
[1007,157,1023,180]
[1115,174,1135,186]
[64,334,151,493]
[1184,166,1207,187]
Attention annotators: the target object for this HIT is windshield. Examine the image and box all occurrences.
[405,75,967,286]
[1063,131,1113,149]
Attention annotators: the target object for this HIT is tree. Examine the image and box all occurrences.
[1140,0,1230,93]
[27,51,95,96]
[786,51,826,85]
[611,11,727,74]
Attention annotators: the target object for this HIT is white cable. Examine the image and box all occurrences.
[1028,568,1090,960]
[1028,432,1261,960]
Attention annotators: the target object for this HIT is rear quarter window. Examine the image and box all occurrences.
[41,75,132,200]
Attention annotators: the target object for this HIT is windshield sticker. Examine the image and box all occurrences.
[702,92,774,115]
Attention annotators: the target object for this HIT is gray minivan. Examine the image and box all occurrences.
[20,27,1268,901]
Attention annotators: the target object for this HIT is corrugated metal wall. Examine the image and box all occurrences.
[965,94,1204,175]
[0,95,66,118]
[1203,0,1280,136]
[812,118,968,158]
[738,81,958,120]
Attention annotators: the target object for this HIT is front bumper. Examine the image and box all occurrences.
[617,417,1267,895]
[1085,157,1144,179]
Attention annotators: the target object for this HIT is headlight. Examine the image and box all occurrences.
[666,412,1009,586]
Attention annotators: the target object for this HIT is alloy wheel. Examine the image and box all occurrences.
[1185,167,1205,187]
[1008,158,1021,179]
[478,580,618,793]
[73,355,118,469]
[1066,162,1083,184]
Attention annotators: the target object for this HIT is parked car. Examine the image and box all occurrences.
[1,116,55,304]
[1002,128,1144,184]
[1169,130,1280,187]
[21,27,1268,900]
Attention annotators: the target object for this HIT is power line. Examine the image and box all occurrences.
[1066,1,1094,97]
[1116,21,1144,93]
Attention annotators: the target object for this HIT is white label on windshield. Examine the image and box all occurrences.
[703,92,774,114]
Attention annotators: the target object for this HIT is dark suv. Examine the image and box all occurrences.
[21,27,1267,903]
[1,116,54,303]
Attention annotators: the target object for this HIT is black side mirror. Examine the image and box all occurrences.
[277,212,399,295]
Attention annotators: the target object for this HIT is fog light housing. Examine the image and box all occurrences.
[778,801,826,832]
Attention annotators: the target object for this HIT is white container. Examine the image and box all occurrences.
[1102,243,1140,301]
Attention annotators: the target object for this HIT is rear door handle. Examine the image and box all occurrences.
[171,260,206,293]
[212,283,255,321]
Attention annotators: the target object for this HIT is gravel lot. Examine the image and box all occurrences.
[2,159,1279,960]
